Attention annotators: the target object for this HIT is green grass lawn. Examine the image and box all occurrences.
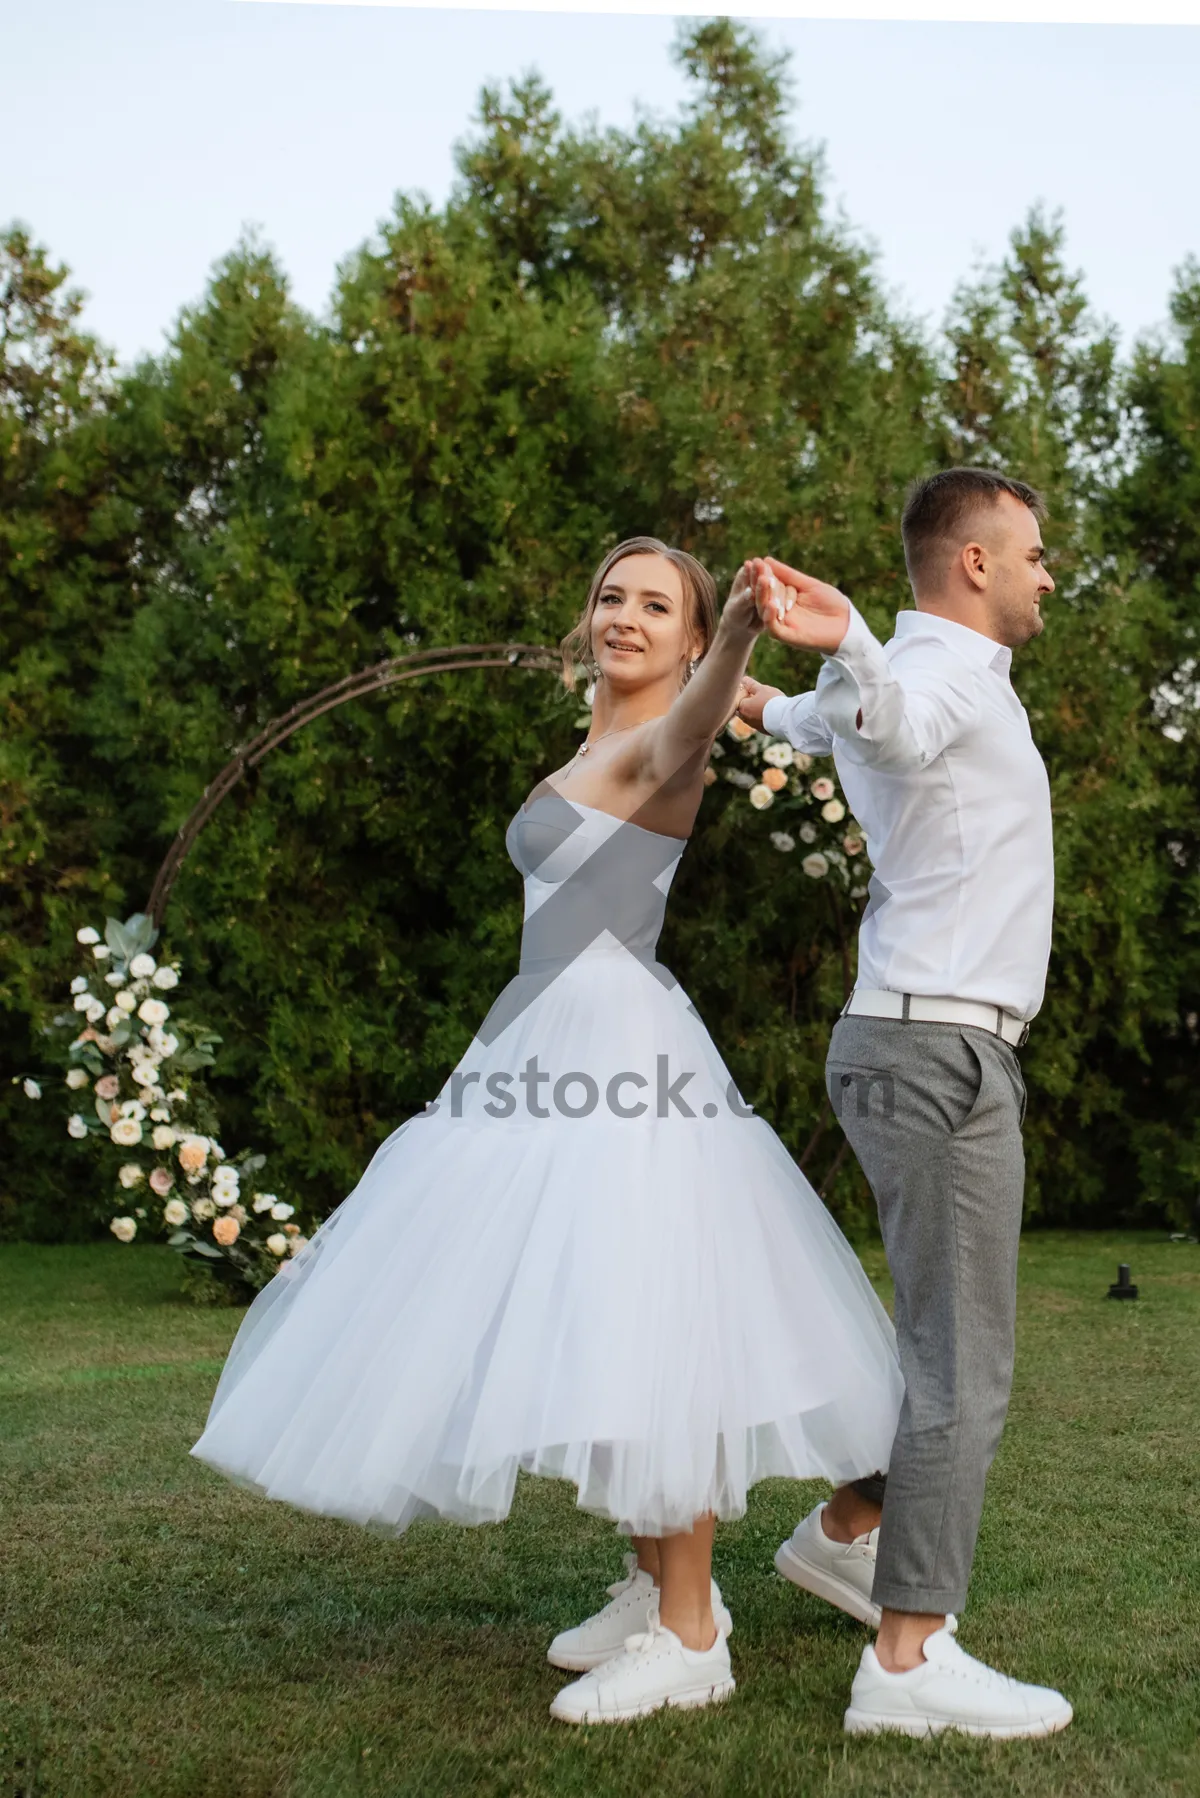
[1,1235,1197,1798]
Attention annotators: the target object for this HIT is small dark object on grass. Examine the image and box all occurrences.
[1108,1263,1138,1300]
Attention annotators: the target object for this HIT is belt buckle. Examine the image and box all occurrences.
[1016,1021,1030,1048]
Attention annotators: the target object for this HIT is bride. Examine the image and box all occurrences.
[191,536,903,1724]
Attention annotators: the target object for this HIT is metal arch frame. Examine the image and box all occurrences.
[146,641,561,924]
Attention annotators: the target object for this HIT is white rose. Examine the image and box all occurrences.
[65,1068,89,1090]
[265,1233,288,1257]
[151,1125,176,1151]
[152,966,179,990]
[252,1192,277,1214]
[73,993,92,1012]
[798,823,818,844]
[748,784,774,811]
[67,1114,88,1139]
[821,799,846,824]
[115,991,137,1013]
[130,954,157,978]
[167,1089,188,1104]
[23,1078,42,1100]
[110,1117,143,1147]
[287,1235,308,1257]
[214,1189,238,1210]
[105,1008,124,1030]
[92,944,111,961]
[269,1201,294,1221]
[138,998,169,1027]
[163,1198,188,1227]
[149,1107,170,1123]
[104,969,125,986]
[120,1100,147,1121]
[763,741,794,769]
[811,777,836,802]
[769,831,796,853]
[132,1062,162,1088]
[109,1216,137,1242]
[70,976,89,995]
[118,1163,144,1189]
[76,927,100,946]
[191,1197,217,1221]
[802,852,830,880]
[85,999,106,1023]
[157,1033,178,1059]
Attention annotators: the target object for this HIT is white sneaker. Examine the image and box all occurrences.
[549,1606,735,1724]
[844,1617,1073,1739]
[775,1502,881,1628]
[547,1555,733,1671]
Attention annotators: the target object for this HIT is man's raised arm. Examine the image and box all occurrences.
[751,558,979,772]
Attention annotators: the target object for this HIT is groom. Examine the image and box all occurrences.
[737,467,1072,1739]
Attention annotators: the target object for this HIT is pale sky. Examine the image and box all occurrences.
[5,2,1200,365]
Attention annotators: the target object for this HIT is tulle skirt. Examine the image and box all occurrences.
[191,943,903,1536]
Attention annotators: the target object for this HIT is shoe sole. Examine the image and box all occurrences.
[550,1677,736,1725]
[774,1541,882,1630]
[547,1606,733,1672]
[843,1704,1073,1740]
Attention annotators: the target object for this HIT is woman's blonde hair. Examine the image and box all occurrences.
[559,536,719,689]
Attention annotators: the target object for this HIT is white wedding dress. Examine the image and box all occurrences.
[191,790,903,1536]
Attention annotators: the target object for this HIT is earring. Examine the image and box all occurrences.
[687,658,698,679]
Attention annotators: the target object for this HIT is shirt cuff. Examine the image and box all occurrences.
[826,602,884,676]
[762,694,788,737]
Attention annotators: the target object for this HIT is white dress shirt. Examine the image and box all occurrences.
[762,605,1054,1023]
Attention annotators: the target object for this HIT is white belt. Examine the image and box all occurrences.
[841,987,1030,1048]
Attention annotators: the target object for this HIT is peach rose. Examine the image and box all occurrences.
[149,1166,174,1196]
[761,767,787,792]
[177,1135,208,1174]
[95,1074,120,1101]
[811,777,836,802]
[726,717,755,742]
[212,1215,240,1247]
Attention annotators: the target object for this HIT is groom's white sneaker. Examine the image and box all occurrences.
[775,1502,881,1629]
[549,1606,735,1723]
[547,1554,733,1671]
[844,1617,1073,1739]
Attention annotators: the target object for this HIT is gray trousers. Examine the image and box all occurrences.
[826,1015,1027,1615]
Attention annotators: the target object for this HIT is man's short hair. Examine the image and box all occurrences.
[901,467,1046,593]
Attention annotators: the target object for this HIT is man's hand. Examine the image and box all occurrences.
[758,555,851,654]
[735,676,783,731]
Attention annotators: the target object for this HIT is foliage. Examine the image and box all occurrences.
[1,23,1197,1244]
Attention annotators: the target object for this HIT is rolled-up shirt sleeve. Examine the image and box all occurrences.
[765,604,980,772]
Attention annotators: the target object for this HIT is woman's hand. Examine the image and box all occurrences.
[720,559,767,637]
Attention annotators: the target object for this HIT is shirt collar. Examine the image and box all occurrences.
[893,608,1013,677]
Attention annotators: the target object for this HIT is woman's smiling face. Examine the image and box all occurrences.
[588,552,697,692]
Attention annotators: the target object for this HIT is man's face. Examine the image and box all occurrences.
[983,494,1054,648]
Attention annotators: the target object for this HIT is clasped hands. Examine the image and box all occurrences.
[731,555,851,732]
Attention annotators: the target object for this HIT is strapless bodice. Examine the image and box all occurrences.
[505,791,685,975]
